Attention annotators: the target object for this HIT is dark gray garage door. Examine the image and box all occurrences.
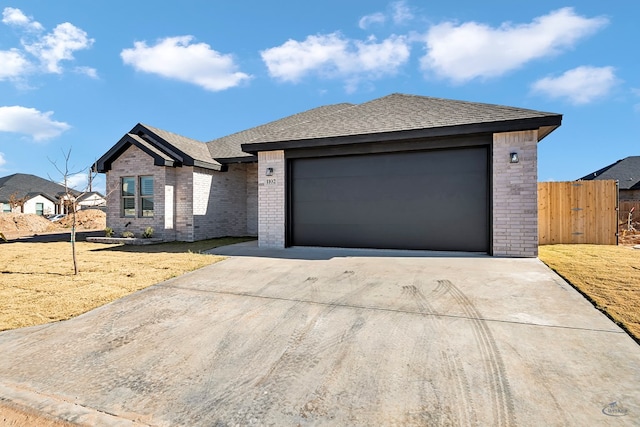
[290,147,488,252]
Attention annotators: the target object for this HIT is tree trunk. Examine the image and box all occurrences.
[71,213,78,275]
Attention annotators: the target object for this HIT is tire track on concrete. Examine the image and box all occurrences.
[402,281,478,427]
[223,269,371,425]
[437,279,516,427]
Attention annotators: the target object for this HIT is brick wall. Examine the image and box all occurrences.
[106,145,167,239]
[106,145,259,242]
[258,150,285,248]
[492,130,539,257]
[174,166,194,241]
[246,162,258,236]
[192,164,252,239]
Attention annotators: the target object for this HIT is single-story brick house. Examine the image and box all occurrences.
[579,156,640,201]
[95,93,562,257]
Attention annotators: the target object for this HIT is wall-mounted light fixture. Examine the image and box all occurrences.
[266,167,274,176]
[510,152,519,163]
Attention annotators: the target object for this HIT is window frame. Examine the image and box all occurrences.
[35,202,44,216]
[139,175,154,218]
[121,176,136,217]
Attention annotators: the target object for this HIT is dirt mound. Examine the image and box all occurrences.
[0,213,59,237]
[58,209,106,230]
[619,220,640,246]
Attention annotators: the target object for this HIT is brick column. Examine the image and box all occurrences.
[492,130,539,257]
[258,150,285,248]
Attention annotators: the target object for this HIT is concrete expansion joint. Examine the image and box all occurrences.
[155,284,625,335]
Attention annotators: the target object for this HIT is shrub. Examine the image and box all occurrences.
[121,231,135,238]
[142,227,154,239]
[104,227,114,237]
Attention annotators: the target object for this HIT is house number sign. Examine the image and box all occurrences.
[266,178,277,185]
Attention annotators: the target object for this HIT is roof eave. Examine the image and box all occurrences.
[192,160,223,171]
[241,115,563,154]
[214,155,258,164]
[94,134,179,173]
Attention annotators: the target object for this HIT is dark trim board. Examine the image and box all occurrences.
[242,116,560,154]
[287,145,490,252]
[285,133,492,160]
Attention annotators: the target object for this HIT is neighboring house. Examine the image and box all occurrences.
[77,191,107,209]
[0,173,81,216]
[579,156,640,201]
[95,93,562,257]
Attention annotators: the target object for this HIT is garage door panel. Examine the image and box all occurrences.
[290,147,488,252]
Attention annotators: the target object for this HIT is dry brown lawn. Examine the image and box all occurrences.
[0,237,253,331]
[539,244,640,341]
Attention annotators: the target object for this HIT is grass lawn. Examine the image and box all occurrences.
[539,244,640,342]
[0,237,254,331]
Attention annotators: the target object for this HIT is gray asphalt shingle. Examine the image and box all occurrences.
[131,94,561,163]
[580,156,640,190]
[206,103,353,160]
[243,94,559,144]
[142,124,214,165]
[0,173,78,202]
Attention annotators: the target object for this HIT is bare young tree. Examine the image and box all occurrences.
[49,148,98,275]
[8,192,27,213]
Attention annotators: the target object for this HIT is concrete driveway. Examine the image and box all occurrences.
[0,242,639,426]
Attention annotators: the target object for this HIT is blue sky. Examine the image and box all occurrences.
[0,1,638,193]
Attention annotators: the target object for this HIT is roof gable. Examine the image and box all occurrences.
[95,124,222,173]
[579,156,640,190]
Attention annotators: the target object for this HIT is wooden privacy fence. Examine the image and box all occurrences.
[538,180,618,245]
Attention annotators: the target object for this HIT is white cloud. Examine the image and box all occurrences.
[359,12,386,30]
[261,32,410,88]
[74,66,98,78]
[2,7,43,32]
[24,22,94,74]
[392,1,413,25]
[65,172,89,191]
[531,66,617,104]
[1,7,94,79]
[0,49,30,80]
[0,106,70,141]
[121,36,251,91]
[0,152,6,167]
[420,7,608,83]
[358,1,412,30]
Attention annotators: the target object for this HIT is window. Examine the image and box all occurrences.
[121,177,135,217]
[35,203,44,216]
[139,176,154,217]
[2,203,10,212]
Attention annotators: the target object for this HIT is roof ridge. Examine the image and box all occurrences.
[370,92,559,116]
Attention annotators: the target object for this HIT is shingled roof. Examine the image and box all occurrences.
[0,173,79,202]
[96,93,562,172]
[207,103,353,161]
[95,124,222,172]
[242,93,562,153]
[579,156,640,190]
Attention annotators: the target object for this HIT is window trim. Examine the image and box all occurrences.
[139,175,154,218]
[121,176,136,217]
